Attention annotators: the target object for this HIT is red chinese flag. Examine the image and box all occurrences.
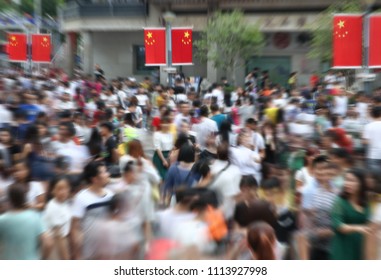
[7,33,27,62]
[333,15,363,68]
[369,15,381,68]
[171,28,193,65]
[32,34,51,63]
[144,29,166,65]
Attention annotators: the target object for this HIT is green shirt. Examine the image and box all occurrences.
[0,210,46,260]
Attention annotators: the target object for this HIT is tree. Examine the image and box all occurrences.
[308,0,362,63]
[0,0,65,17]
[194,10,264,85]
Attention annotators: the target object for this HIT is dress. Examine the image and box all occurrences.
[152,131,174,180]
[330,197,370,260]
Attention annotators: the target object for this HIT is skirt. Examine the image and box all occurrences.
[153,150,170,180]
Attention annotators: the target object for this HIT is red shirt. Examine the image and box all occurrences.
[152,116,161,130]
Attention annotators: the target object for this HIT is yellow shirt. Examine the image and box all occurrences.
[264,107,279,124]
[170,124,177,143]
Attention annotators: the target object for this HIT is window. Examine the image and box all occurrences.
[133,45,159,75]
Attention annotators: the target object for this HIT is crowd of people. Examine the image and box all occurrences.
[0,65,381,260]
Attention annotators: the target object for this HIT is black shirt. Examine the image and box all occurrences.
[103,136,117,165]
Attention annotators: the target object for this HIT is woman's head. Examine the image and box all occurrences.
[130,96,139,106]
[247,222,276,260]
[124,113,135,126]
[160,116,171,132]
[342,168,368,207]
[331,114,342,127]
[177,144,195,163]
[175,133,190,150]
[127,139,146,159]
[13,161,30,182]
[48,176,71,202]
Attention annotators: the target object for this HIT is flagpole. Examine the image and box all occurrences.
[363,0,375,96]
[34,0,42,74]
[163,11,176,87]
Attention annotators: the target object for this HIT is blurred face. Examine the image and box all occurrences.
[180,122,190,134]
[99,126,108,137]
[53,179,70,202]
[13,162,29,182]
[313,163,329,183]
[0,131,11,144]
[37,124,47,137]
[94,166,109,187]
[123,170,137,184]
[262,188,283,206]
[181,104,190,115]
[161,122,170,132]
[344,172,360,196]
[59,126,69,138]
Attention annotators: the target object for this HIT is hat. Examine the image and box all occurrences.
[128,77,137,83]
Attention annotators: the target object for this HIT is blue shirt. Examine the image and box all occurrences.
[19,104,41,122]
[211,114,226,131]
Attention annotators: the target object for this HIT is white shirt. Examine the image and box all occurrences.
[324,74,336,89]
[55,100,75,111]
[43,199,72,237]
[333,96,348,116]
[230,146,262,184]
[295,167,314,190]
[209,160,242,219]
[156,208,196,239]
[71,188,114,219]
[356,102,368,121]
[101,94,118,108]
[363,120,381,159]
[153,131,174,151]
[250,131,265,153]
[26,181,45,206]
[174,113,191,129]
[191,117,218,150]
[0,105,12,125]
[212,88,224,107]
[136,94,149,107]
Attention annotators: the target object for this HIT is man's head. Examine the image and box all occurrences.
[199,105,209,118]
[7,183,26,209]
[312,155,329,183]
[83,161,109,187]
[122,161,138,184]
[59,122,76,140]
[245,118,258,131]
[371,106,381,119]
[99,122,114,137]
[179,101,190,115]
[210,103,219,114]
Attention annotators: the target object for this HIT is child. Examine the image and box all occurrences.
[43,176,72,260]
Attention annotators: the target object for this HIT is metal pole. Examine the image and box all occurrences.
[166,21,173,87]
[363,7,372,96]
[34,0,42,74]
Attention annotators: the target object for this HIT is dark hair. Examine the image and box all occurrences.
[210,103,219,113]
[59,110,72,119]
[246,118,258,126]
[341,168,368,207]
[82,161,105,184]
[7,183,27,209]
[24,124,40,145]
[175,188,196,205]
[240,175,258,190]
[161,116,171,125]
[198,160,210,178]
[200,105,209,117]
[109,193,124,214]
[234,200,277,228]
[105,108,113,120]
[87,127,102,157]
[100,121,114,132]
[217,142,230,161]
[124,113,135,126]
[330,114,341,127]
[47,175,70,202]
[247,222,276,260]
[123,161,135,174]
[371,106,381,118]
[177,144,195,163]
[60,121,76,137]
[0,127,14,145]
[261,177,281,191]
[330,148,351,163]
[312,155,329,168]
[219,120,232,145]
[174,133,190,150]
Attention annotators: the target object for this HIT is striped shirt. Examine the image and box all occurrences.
[309,187,337,250]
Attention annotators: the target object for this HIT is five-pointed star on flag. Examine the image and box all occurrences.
[338,20,345,29]
[11,36,16,41]
[43,37,48,42]
[184,31,190,38]
[147,32,153,39]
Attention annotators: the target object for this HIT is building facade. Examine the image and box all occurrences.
[59,0,380,87]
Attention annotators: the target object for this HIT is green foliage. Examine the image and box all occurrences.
[308,0,362,62]
[194,10,264,84]
[19,0,64,17]
[0,0,64,17]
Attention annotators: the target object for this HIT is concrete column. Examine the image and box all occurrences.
[82,31,94,76]
[159,66,166,85]
[65,32,77,78]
